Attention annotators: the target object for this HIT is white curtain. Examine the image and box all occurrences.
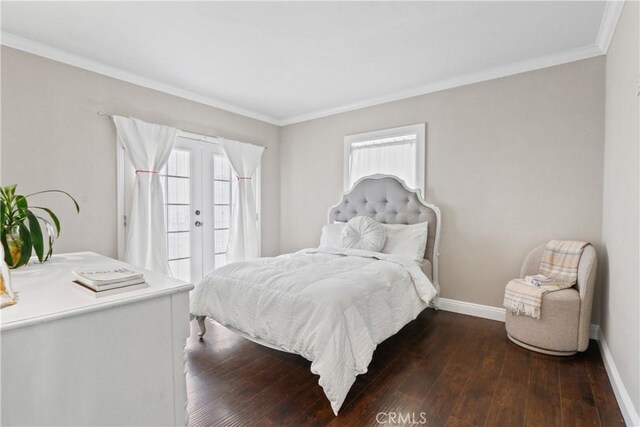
[220,139,265,262]
[113,116,178,274]
[349,141,417,190]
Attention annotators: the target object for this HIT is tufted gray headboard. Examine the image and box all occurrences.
[328,174,441,288]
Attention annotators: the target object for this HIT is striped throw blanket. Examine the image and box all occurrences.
[504,240,588,319]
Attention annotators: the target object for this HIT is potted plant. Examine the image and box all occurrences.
[0,184,79,268]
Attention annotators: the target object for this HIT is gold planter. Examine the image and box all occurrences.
[6,225,23,268]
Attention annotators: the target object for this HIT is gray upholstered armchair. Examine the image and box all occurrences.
[505,244,597,355]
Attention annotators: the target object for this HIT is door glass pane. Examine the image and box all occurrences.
[215,254,227,268]
[214,205,230,229]
[168,150,190,177]
[167,232,190,260]
[213,155,231,180]
[214,229,229,253]
[168,259,190,282]
[161,148,191,282]
[168,177,190,204]
[213,180,230,205]
[167,205,190,232]
[213,153,233,269]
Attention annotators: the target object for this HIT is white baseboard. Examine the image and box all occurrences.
[437,297,599,339]
[438,297,506,322]
[597,329,640,427]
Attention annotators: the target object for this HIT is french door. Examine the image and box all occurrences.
[159,135,240,284]
[118,133,259,285]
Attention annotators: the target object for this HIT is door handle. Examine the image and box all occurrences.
[195,221,203,227]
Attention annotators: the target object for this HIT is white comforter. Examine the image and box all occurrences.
[189,247,437,414]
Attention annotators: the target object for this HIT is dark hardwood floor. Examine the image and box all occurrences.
[185,310,624,427]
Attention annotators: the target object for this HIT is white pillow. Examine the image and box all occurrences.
[380,222,429,262]
[319,222,346,248]
[341,216,386,252]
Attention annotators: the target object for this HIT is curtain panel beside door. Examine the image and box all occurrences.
[113,116,178,274]
[220,139,265,263]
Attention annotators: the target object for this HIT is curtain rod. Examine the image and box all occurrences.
[97,111,267,149]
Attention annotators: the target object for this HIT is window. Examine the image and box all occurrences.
[344,124,425,195]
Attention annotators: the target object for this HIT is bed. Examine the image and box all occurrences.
[190,174,441,414]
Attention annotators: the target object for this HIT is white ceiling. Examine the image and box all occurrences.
[1,1,618,125]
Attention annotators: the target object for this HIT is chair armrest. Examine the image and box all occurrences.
[520,245,545,277]
[576,245,597,300]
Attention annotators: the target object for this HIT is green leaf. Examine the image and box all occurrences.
[0,200,5,231]
[45,232,54,261]
[15,195,28,211]
[26,210,44,262]
[36,217,56,262]
[30,207,61,237]
[26,190,80,213]
[3,185,16,198]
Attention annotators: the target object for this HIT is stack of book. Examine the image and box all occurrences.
[72,267,148,297]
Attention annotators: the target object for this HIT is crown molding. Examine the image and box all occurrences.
[596,0,625,53]
[0,32,281,126]
[280,44,604,126]
[2,30,608,128]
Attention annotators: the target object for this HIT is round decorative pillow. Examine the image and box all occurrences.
[341,216,387,252]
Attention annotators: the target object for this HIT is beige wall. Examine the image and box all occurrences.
[280,57,606,320]
[0,47,281,259]
[601,1,640,416]
[1,46,611,326]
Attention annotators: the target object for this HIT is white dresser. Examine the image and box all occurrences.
[0,252,194,426]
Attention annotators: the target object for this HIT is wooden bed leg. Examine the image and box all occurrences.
[196,316,207,338]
